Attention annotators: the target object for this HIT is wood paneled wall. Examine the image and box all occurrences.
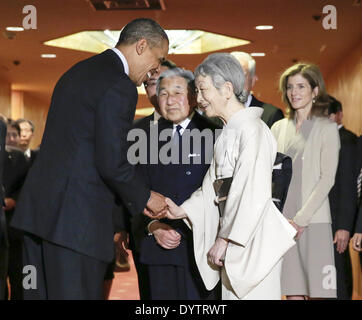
[325,41,362,136]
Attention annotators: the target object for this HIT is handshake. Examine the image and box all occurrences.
[143,191,187,220]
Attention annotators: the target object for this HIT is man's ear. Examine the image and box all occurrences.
[135,38,148,55]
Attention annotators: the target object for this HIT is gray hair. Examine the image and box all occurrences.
[156,67,195,96]
[231,51,256,78]
[194,53,246,103]
[116,18,169,48]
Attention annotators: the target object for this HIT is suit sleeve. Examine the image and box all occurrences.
[95,81,150,215]
[335,136,358,231]
[293,123,340,227]
[269,108,284,128]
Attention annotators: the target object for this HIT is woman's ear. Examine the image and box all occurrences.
[222,81,234,100]
[135,38,148,55]
[312,86,319,99]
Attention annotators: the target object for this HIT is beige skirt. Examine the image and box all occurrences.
[281,223,337,298]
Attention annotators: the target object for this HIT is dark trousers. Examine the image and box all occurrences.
[22,233,108,300]
[6,227,24,300]
[333,244,353,300]
[0,246,8,300]
[132,249,150,300]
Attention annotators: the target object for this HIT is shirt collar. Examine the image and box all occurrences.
[244,93,253,107]
[111,48,129,76]
[25,148,31,158]
[173,112,195,135]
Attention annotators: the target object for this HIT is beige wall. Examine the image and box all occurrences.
[325,41,362,136]
[0,78,11,118]
[21,93,49,149]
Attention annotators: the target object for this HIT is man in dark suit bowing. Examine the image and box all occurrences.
[231,51,284,128]
[10,18,169,300]
[328,96,358,300]
[134,67,221,299]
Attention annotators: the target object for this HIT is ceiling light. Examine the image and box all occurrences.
[41,54,57,58]
[255,25,274,30]
[43,29,250,55]
[6,27,24,32]
[250,53,266,57]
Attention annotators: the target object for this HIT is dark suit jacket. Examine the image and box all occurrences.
[250,95,284,128]
[11,49,150,262]
[329,127,358,233]
[134,113,155,131]
[138,112,221,266]
[0,120,8,298]
[355,135,362,233]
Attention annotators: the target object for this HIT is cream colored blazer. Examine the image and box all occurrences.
[271,117,340,227]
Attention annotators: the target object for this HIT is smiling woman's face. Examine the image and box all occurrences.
[286,73,318,112]
[195,74,224,118]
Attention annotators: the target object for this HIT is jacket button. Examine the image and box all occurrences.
[186,171,191,175]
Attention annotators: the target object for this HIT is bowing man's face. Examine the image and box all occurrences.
[131,38,169,87]
[158,76,195,125]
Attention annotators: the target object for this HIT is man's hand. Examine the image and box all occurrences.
[351,233,362,252]
[165,197,187,219]
[207,238,228,267]
[150,221,181,250]
[334,229,350,254]
[143,191,167,219]
[4,198,16,211]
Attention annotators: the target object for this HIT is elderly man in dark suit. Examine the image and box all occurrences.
[134,67,221,299]
[328,96,358,300]
[231,51,284,128]
[10,18,169,300]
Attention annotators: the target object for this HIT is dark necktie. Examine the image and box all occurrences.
[171,125,182,164]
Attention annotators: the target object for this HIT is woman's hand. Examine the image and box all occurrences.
[352,233,362,252]
[288,219,305,240]
[207,238,228,267]
[165,197,187,219]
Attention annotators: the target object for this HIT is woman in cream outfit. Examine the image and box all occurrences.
[271,63,339,299]
[165,53,296,300]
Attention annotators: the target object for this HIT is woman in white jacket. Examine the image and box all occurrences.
[271,63,340,300]
[165,53,296,300]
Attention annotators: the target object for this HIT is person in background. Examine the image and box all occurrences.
[0,114,8,300]
[271,63,339,300]
[231,51,284,128]
[3,119,29,299]
[327,95,358,299]
[15,119,38,164]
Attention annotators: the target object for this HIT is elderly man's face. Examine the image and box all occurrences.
[158,76,194,124]
[19,121,33,149]
[144,65,170,109]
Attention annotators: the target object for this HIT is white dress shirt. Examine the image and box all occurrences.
[111,48,130,76]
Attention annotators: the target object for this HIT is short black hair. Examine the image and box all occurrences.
[116,18,169,48]
[15,118,35,132]
[328,95,342,115]
[7,119,21,135]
